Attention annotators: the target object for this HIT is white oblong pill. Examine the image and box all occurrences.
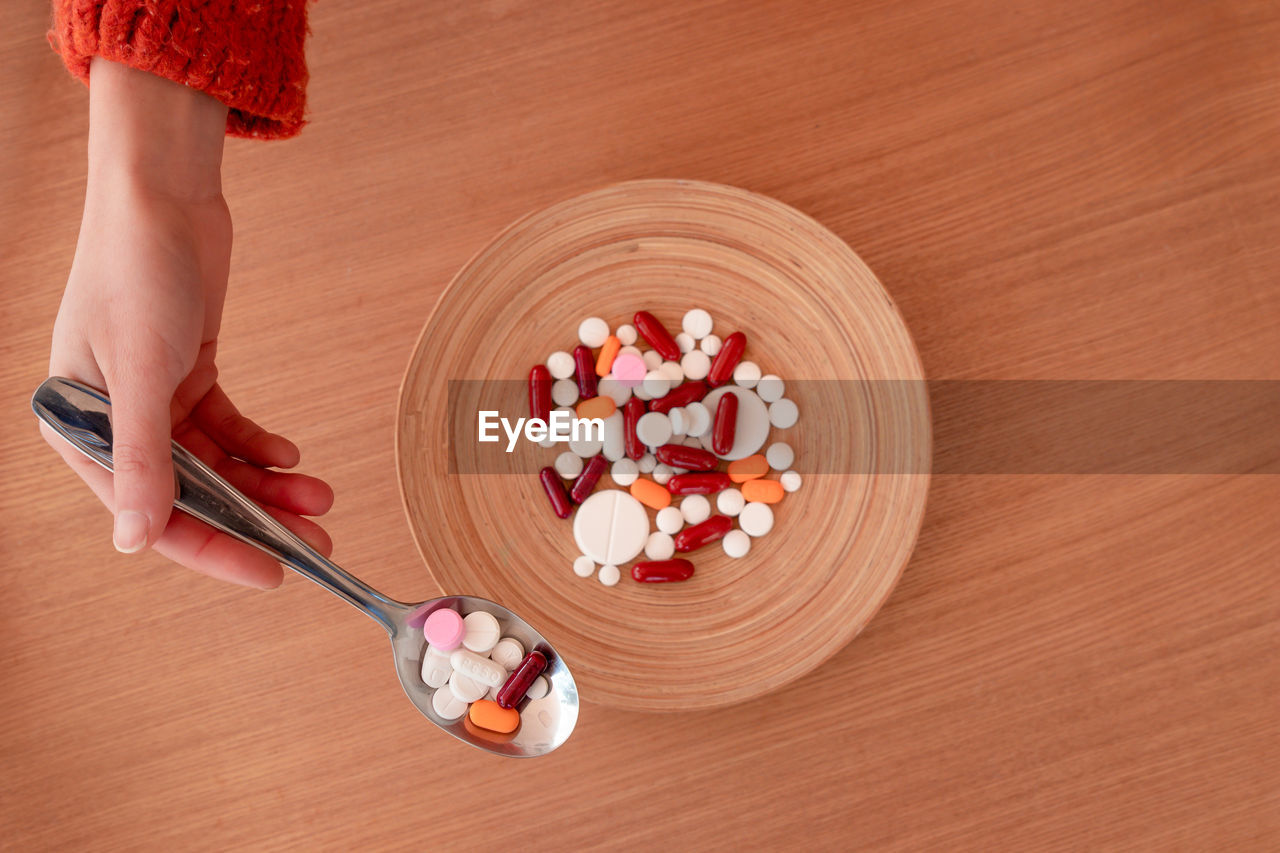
[769,398,799,429]
[638,453,657,473]
[722,529,751,558]
[551,378,579,407]
[432,684,469,721]
[652,464,674,485]
[680,494,711,525]
[766,442,795,471]
[683,401,711,437]
[611,458,639,486]
[421,645,453,688]
[645,531,675,560]
[781,470,802,492]
[674,332,695,354]
[756,374,785,402]
[700,334,722,356]
[642,371,671,399]
[716,488,745,517]
[602,412,626,461]
[572,555,596,578]
[490,637,525,670]
[733,361,762,388]
[525,675,550,700]
[598,564,621,586]
[700,387,770,460]
[597,377,631,406]
[618,344,642,358]
[546,351,575,380]
[682,308,713,339]
[616,324,637,346]
[448,669,488,703]
[450,649,507,688]
[668,407,687,436]
[578,317,609,348]
[656,506,684,534]
[461,611,501,654]
[680,349,711,381]
[554,451,584,480]
[660,360,684,383]
[642,350,664,371]
[636,411,673,447]
[739,502,775,537]
[605,492,649,564]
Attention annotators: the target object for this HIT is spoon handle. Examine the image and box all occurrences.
[32,377,404,633]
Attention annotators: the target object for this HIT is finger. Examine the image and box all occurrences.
[261,505,335,556]
[193,384,300,469]
[103,359,180,554]
[174,423,334,516]
[152,513,285,588]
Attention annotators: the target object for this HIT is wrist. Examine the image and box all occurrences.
[86,58,228,204]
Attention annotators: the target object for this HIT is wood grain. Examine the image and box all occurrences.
[2,0,1278,849]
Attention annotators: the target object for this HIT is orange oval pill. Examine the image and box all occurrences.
[595,335,622,377]
[727,454,769,483]
[468,699,521,733]
[630,477,672,510]
[741,479,784,504]
[576,395,617,420]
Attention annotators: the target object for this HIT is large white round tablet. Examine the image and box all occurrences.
[578,317,610,348]
[739,502,775,537]
[756,374,785,402]
[461,611,501,653]
[636,411,673,447]
[611,458,639,486]
[766,442,795,471]
[680,349,711,381]
[683,401,711,437]
[733,361,762,388]
[656,506,684,534]
[546,351,575,380]
[682,308,714,339]
[723,529,751,558]
[716,488,745,516]
[699,387,770,460]
[645,531,675,560]
[616,324,637,345]
[674,332,695,354]
[780,469,802,492]
[448,670,488,703]
[552,378,579,407]
[490,637,525,670]
[769,398,799,429]
[572,490,649,565]
[572,555,596,577]
[598,564,621,586]
[700,334,722,356]
[680,494,711,525]
[432,684,469,721]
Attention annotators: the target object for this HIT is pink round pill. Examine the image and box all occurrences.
[423,608,465,650]
[611,353,647,386]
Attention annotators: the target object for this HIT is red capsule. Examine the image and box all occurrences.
[573,345,597,399]
[631,559,696,583]
[538,467,572,519]
[654,443,719,471]
[624,397,646,460]
[496,650,549,709]
[646,380,707,414]
[667,472,732,495]
[569,454,607,503]
[712,392,738,455]
[529,364,552,424]
[633,311,681,361]
[707,331,746,387]
[674,515,733,552]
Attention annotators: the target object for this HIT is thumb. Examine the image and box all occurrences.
[107,364,179,554]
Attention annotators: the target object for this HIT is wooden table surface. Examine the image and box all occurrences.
[3,1,1277,849]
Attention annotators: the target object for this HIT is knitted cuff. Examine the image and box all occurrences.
[49,0,309,139]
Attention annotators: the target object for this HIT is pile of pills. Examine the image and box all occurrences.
[419,606,551,733]
[533,309,801,586]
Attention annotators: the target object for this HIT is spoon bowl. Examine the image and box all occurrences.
[32,376,578,757]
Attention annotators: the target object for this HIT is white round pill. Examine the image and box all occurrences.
[461,611,501,654]
[598,564,621,586]
[642,371,671,399]
[578,317,610,348]
[700,334,722,356]
[645,531,675,560]
[448,669,488,703]
[636,411,673,447]
[680,494,711,525]
[723,529,751,558]
[739,502,775,537]
[616,324,637,345]
[552,378,579,407]
[700,387,771,460]
[766,442,795,471]
[781,469,802,492]
[597,377,631,406]
[652,464,674,485]
[618,344,643,359]
[668,407,687,436]
[525,675,550,700]
[682,308,714,339]
[432,684,469,721]
[680,349,711,381]
[572,555,596,578]
[756,374,785,402]
[638,453,657,473]
[572,490,649,564]
[569,433,604,457]
[546,351,575,380]
[674,332,695,354]
[659,360,684,383]
[656,506,684,534]
[716,488,745,516]
[769,398,799,429]
[554,451,583,479]
[683,401,711,437]
[632,382,652,401]
[611,458,639,486]
[490,637,525,670]
[642,350,664,371]
[733,361,762,388]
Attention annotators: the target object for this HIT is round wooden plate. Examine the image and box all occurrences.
[397,180,930,711]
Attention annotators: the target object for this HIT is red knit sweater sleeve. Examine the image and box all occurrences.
[49,0,309,139]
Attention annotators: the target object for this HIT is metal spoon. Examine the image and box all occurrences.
[32,377,578,757]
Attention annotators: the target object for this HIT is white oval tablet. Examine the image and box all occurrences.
[572,555,596,578]
[781,469,802,492]
[652,464,674,485]
[656,506,684,534]
[578,317,609,348]
[450,649,507,688]
[421,645,453,688]
[733,361,762,388]
[722,529,751,558]
[674,332,695,354]
[700,334,722,356]
[552,378,579,407]
[546,351,575,380]
[597,377,631,406]
[638,453,657,473]
[490,637,525,670]
[668,407,687,436]
[680,494,711,525]
[636,411,673,447]
[769,398,799,429]
[756,374,785,402]
[766,442,795,471]
[716,488,745,516]
[616,324,637,346]
[598,564,621,586]
[554,451,583,480]
[645,531,675,560]
[642,350,664,371]
[572,490,649,564]
[680,349,711,381]
[602,412,626,461]
[461,611,501,654]
[611,458,639,486]
[682,308,714,339]
[683,401,711,437]
[525,675,550,700]
[448,669,488,703]
[432,684,469,721]
[739,502,775,537]
[699,387,770,460]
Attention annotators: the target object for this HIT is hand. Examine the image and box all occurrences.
[44,59,333,589]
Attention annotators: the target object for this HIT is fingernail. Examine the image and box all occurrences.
[113,511,149,553]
